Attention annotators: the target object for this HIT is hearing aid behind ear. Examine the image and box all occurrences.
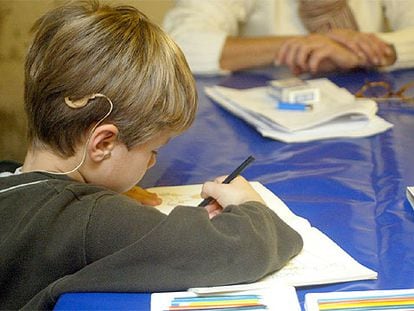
[64,94,100,108]
[35,93,114,176]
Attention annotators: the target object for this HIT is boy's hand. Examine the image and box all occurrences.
[200,176,266,217]
[123,186,162,206]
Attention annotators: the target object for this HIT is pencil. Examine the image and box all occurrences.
[198,156,255,207]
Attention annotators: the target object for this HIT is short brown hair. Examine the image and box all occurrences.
[24,0,197,156]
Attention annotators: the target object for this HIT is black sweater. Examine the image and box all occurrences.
[0,161,303,310]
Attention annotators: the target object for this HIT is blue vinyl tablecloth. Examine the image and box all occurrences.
[142,67,414,307]
[56,67,414,310]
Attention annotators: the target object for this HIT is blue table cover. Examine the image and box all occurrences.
[54,67,414,310]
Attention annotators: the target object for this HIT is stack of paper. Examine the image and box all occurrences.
[147,182,377,288]
[205,79,393,143]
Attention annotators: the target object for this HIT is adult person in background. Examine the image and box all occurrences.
[163,0,414,75]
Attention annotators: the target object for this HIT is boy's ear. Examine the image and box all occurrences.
[88,124,119,163]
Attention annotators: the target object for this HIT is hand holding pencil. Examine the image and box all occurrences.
[199,156,266,218]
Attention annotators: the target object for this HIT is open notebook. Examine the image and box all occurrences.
[147,182,377,289]
[205,79,393,143]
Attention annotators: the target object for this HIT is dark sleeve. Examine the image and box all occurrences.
[23,200,303,310]
[84,194,167,263]
[212,201,303,277]
[149,201,303,286]
[83,198,302,288]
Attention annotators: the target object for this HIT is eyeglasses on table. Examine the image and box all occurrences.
[355,81,414,103]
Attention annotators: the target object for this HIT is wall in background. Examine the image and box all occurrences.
[0,0,173,162]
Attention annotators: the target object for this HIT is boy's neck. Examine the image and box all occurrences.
[22,147,86,182]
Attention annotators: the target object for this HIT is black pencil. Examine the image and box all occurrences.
[198,155,255,207]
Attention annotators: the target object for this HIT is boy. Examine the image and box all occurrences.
[0,1,303,309]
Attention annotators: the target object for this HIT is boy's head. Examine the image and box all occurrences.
[24,0,197,158]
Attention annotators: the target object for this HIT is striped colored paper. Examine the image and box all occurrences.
[317,292,414,310]
[166,294,268,310]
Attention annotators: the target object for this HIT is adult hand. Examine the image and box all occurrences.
[200,175,266,218]
[326,29,395,67]
[276,34,361,74]
[123,185,162,206]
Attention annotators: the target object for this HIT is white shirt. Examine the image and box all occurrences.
[163,0,414,74]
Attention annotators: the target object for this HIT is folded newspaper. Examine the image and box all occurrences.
[205,78,393,143]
